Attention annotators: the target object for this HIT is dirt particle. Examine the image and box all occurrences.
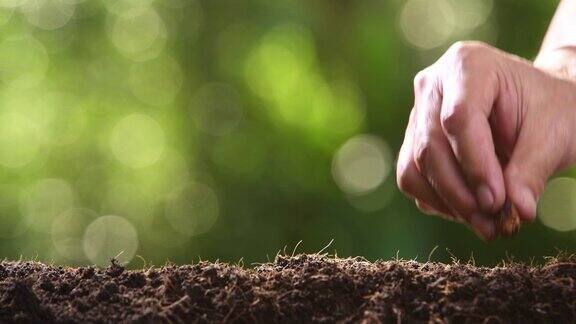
[106,259,125,277]
[80,267,95,279]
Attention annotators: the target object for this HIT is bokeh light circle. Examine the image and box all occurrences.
[110,113,165,168]
[244,24,315,103]
[0,113,42,168]
[165,182,219,237]
[23,0,75,30]
[83,215,138,266]
[399,0,455,49]
[51,208,97,261]
[20,178,76,233]
[347,184,395,212]
[108,5,166,61]
[451,0,493,30]
[332,134,392,195]
[538,177,576,232]
[189,83,243,136]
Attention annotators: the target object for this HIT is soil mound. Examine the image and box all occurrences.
[0,254,575,323]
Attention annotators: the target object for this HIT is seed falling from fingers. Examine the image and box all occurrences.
[496,199,521,237]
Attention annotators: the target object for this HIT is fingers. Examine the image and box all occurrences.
[469,212,497,241]
[397,159,454,219]
[415,199,458,222]
[503,119,559,222]
[504,154,543,223]
[502,71,576,223]
[411,69,479,223]
[399,41,576,240]
[439,42,506,215]
[413,133,479,221]
[441,91,506,215]
[398,160,454,220]
[397,109,455,220]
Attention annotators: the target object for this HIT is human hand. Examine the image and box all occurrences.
[396,41,576,240]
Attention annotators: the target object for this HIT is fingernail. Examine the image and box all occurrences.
[517,185,537,221]
[476,184,494,212]
[469,212,495,242]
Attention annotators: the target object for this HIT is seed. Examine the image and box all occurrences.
[496,199,520,237]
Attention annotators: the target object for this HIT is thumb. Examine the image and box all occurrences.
[504,130,559,222]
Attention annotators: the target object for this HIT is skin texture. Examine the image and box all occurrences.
[397,0,576,240]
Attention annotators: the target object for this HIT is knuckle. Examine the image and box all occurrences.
[448,41,487,65]
[440,102,470,135]
[413,70,429,92]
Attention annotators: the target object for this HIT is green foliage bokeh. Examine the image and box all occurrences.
[0,0,567,267]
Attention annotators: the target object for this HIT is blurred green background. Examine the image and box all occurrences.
[0,0,571,267]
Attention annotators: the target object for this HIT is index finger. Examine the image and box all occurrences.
[439,44,506,214]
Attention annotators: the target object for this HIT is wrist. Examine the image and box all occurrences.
[534,46,576,82]
[558,79,576,169]
[527,67,576,171]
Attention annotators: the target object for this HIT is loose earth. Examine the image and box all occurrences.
[1,254,575,323]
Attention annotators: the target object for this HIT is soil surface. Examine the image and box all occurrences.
[1,254,575,323]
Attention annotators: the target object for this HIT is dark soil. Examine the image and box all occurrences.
[1,254,576,323]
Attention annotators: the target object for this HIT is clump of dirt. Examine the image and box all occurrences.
[0,254,575,323]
